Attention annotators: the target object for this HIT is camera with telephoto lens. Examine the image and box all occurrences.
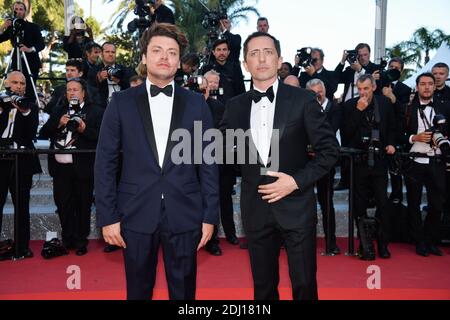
[7,11,26,46]
[209,88,224,98]
[202,10,228,29]
[103,66,123,81]
[0,90,31,112]
[346,50,359,64]
[127,0,155,33]
[377,59,401,88]
[185,75,205,94]
[361,129,382,167]
[296,47,317,68]
[426,114,450,157]
[66,98,86,133]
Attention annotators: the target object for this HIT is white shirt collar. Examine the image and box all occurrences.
[253,79,279,100]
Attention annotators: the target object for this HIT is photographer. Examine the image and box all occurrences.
[92,42,135,108]
[336,43,381,102]
[63,16,94,59]
[0,71,42,260]
[150,0,175,24]
[45,59,102,114]
[306,79,342,254]
[40,79,103,256]
[0,1,44,99]
[256,17,269,33]
[432,62,450,104]
[174,52,200,86]
[219,16,241,63]
[294,48,339,101]
[341,74,396,260]
[278,62,292,82]
[201,39,245,104]
[403,73,450,257]
[82,42,102,83]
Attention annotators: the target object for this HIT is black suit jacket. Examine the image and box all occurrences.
[152,4,175,24]
[221,30,241,63]
[392,81,412,105]
[206,97,225,129]
[295,68,339,101]
[434,85,450,104]
[0,21,44,74]
[221,81,339,232]
[94,63,135,108]
[40,101,104,179]
[341,95,396,150]
[0,102,42,175]
[335,61,381,100]
[402,99,450,146]
[322,99,342,133]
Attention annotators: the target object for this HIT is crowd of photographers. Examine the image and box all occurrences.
[0,1,450,261]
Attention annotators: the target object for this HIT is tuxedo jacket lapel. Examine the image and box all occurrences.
[136,84,160,169]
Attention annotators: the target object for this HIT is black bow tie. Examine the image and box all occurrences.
[419,101,433,109]
[250,86,274,103]
[150,84,173,97]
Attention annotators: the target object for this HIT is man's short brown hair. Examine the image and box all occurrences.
[139,23,188,58]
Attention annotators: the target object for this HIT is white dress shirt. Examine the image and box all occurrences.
[344,68,365,102]
[409,101,440,164]
[250,80,278,167]
[146,78,175,167]
[320,97,329,112]
[1,104,31,149]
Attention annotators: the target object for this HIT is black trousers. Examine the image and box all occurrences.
[52,164,93,248]
[246,214,318,300]
[389,172,403,202]
[219,165,237,238]
[316,168,337,244]
[0,160,32,252]
[443,170,450,217]
[122,201,201,300]
[353,163,391,244]
[405,161,446,245]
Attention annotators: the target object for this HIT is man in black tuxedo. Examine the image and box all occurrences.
[0,1,44,99]
[306,78,342,254]
[221,32,339,300]
[95,23,219,300]
[402,73,450,257]
[40,79,103,256]
[432,62,450,104]
[341,74,397,260]
[293,48,339,101]
[0,71,42,260]
[336,43,381,103]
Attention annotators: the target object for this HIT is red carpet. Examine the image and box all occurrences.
[0,238,449,300]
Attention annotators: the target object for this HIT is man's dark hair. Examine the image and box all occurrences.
[181,52,200,67]
[139,23,188,58]
[432,62,449,72]
[101,42,116,51]
[389,57,405,71]
[357,74,376,86]
[66,78,92,104]
[257,17,268,23]
[66,59,84,73]
[416,72,435,85]
[312,48,324,60]
[355,43,371,53]
[212,39,229,51]
[84,42,101,54]
[243,32,281,62]
[281,62,293,73]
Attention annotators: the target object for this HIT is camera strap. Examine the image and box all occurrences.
[418,107,433,131]
[365,98,381,128]
[1,108,17,139]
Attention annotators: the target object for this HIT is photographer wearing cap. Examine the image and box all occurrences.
[0,71,42,261]
[63,16,94,59]
[92,42,136,108]
[40,79,103,256]
[0,1,44,99]
[403,73,450,257]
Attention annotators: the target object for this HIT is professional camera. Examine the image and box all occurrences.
[103,66,124,81]
[209,88,224,98]
[185,75,205,94]
[426,114,450,156]
[127,0,155,33]
[202,10,228,29]
[66,98,86,133]
[7,12,25,45]
[361,130,382,167]
[0,90,30,111]
[346,50,359,64]
[377,59,401,88]
[296,47,317,69]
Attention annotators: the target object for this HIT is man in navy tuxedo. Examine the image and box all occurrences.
[94,23,219,300]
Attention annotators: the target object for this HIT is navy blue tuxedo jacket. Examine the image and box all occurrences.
[95,83,219,234]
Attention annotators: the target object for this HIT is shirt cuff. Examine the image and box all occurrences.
[30,47,36,52]
[409,135,414,144]
[21,109,31,116]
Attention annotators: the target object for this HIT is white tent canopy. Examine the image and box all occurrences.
[403,43,450,88]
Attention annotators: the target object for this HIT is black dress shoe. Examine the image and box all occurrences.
[428,245,443,256]
[226,235,239,245]
[416,243,429,257]
[378,244,391,259]
[329,245,341,255]
[205,244,222,256]
[21,248,34,258]
[75,246,88,256]
[104,244,121,253]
